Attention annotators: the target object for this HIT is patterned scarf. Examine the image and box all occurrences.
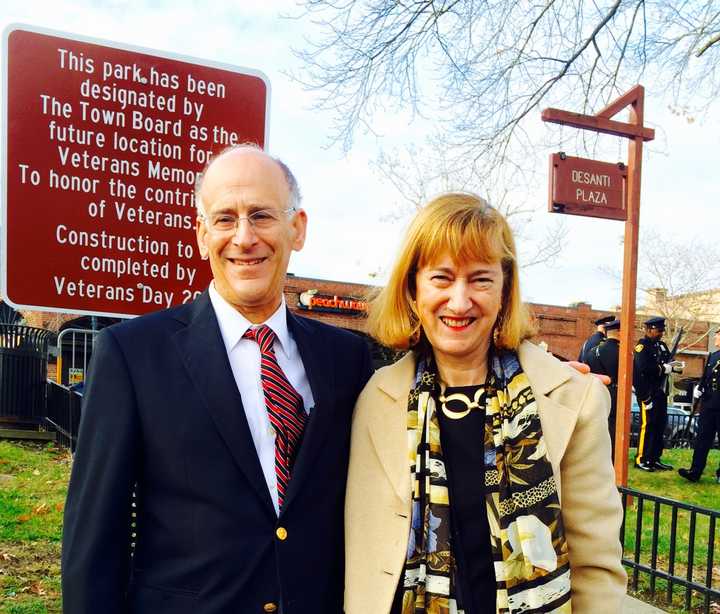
[401,348,572,613]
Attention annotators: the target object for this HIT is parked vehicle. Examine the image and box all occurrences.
[629,400,697,448]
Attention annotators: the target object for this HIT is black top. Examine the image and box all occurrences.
[390,385,497,614]
[437,384,497,614]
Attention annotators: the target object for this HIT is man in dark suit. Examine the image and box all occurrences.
[61,145,373,613]
[679,329,720,483]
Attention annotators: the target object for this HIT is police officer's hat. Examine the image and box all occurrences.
[604,319,621,331]
[644,316,666,331]
[594,315,615,326]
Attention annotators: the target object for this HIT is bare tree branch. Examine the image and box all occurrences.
[371,142,567,267]
[697,31,720,55]
[635,227,720,349]
[290,0,720,165]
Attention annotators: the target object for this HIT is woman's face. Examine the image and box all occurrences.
[414,252,504,366]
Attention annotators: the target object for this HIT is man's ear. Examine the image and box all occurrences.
[196,216,209,260]
[291,209,308,251]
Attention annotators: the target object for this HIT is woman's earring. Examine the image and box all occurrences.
[409,325,421,347]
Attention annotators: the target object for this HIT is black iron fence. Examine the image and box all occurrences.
[0,324,53,422]
[45,380,82,451]
[620,486,720,613]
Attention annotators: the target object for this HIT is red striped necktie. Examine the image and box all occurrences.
[243,324,307,508]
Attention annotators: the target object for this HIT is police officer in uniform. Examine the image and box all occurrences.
[633,316,684,471]
[578,314,616,363]
[587,318,621,460]
[678,329,720,483]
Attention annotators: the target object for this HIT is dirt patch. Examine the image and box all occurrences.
[0,540,61,611]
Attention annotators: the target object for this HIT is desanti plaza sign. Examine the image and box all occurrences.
[548,153,628,221]
[2,25,269,317]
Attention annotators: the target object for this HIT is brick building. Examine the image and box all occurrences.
[7,274,716,381]
[280,277,713,378]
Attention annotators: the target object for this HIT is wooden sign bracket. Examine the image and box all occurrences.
[541,85,655,487]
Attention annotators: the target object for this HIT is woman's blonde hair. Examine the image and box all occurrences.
[367,192,535,350]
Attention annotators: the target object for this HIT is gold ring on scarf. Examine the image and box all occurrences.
[439,387,484,419]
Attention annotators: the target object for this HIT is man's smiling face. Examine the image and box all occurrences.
[196,148,307,323]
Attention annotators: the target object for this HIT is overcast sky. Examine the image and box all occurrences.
[2,1,718,311]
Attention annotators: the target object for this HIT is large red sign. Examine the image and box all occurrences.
[2,25,269,317]
[548,153,627,221]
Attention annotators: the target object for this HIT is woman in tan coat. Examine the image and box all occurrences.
[345,193,626,614]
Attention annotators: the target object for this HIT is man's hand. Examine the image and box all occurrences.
[642,399,653,411]
[568,361,611,386]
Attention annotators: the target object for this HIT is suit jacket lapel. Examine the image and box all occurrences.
[518,341,579,467]
[281,311,336,512]
[369,352,416,502]
[172,291,275,514]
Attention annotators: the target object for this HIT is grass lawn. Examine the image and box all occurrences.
[625,447,720,613]
[0,440,717,613]
[0,440,69,614]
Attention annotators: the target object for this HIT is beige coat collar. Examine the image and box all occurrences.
[369,341,580,502]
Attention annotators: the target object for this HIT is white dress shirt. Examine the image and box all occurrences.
[209,284,315,516]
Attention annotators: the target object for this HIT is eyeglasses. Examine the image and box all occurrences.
[200,207,296,234]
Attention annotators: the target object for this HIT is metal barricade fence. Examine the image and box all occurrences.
[45,381,82,451]
[44,328,98,450]
[56,328,99,387]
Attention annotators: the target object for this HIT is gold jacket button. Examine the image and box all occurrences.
[263,603,278,612]
[275,526,288,541]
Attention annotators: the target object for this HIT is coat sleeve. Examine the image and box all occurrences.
[62,328,140,614]
[559,376,627,613]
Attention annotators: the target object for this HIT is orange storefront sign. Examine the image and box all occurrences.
[298,290,367,314]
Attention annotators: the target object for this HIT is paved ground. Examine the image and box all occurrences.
[624,595,667,613]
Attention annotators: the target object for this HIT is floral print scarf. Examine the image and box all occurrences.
[401,349,572,613]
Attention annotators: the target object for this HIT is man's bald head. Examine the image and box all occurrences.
[194,143,301,216]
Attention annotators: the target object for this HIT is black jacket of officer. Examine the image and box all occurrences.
[633,333,671,401]
[578,315,615,363]
[587,320,621,460]
[589,337,619,385]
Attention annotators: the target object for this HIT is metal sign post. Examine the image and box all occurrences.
[542,85,655,486]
